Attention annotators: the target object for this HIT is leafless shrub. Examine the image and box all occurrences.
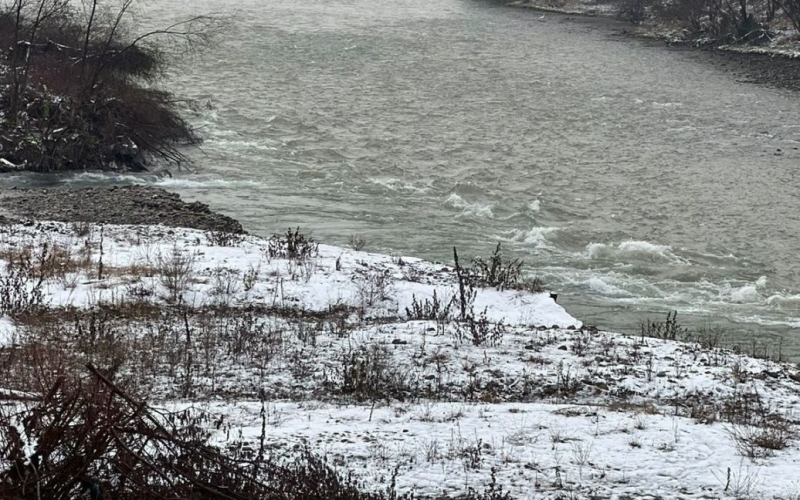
[71,220,92,237]
[554,361,582,397]
[454,307,505,347]
[401,265,421,282]
[156,244,197,303]
[290,257,319,283]
[459,438,483,470]
[689,324,727,349]
[570,441,593,470]
[206,230,244,247]
[347,234,367,251]
[0,239,88,281]
[209,266,241,306]
[422,438,440,463]
[0,363,391,500]
[0,1,217,172]
[640,311,688,341]
[713,462,763,498]
[267,227,319,261]
[727,422,793,458]
[355,271,394,311]
[405,290,455,332]
[719,389,773,426]
[549,429,569,445]
[330,344,417,402]
[0,246,48,316]
[731,359,749,383]
[243,262,260,292]
[467,243,522,291]
[125,279,156,300]
[467,468,512,500]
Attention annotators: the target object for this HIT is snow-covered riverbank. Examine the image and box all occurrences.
[1,221,800,498]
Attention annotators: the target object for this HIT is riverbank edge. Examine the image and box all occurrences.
[2,193,800,498]
[508,0,800,92]
[0,185,244,234]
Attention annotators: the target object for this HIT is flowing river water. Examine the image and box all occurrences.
[8,0,800,355]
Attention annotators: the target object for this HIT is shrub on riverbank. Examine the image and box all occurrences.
[0,1,217,173]
[619,0,800,44]
[515,0,800,47]
[625,0,777,41]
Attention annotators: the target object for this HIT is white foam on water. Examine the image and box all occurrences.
[584,276,629,296]
[502,226,559,249]
[728,284,761,303]
[367,177,429,194]
[732,315,800,328]
[62,171,266,190]
[208,139,278,152]
[651,101,683,108]
[532,259,798,332]
[528,199,540,212]
[719,276,768,304]
[154,178,266,189]
[765,292,800,308]
[443,193,494,219]
[585,240,682,263]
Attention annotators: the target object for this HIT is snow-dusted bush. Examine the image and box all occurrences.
[0,1,220,172]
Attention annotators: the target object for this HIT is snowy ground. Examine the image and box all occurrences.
[2,221,800,498]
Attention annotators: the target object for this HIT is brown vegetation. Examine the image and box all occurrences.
[0,0,220,172]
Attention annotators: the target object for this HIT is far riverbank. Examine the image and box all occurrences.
[509,0,800,93]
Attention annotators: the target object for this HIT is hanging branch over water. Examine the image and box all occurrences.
[0,0,226,173]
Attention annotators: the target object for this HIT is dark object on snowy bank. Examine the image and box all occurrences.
[0,185,244,234]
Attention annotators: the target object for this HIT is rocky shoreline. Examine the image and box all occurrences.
[513,1,800,93]
[0,185,244,234]
[625,31,800,92]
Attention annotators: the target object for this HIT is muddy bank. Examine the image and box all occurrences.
[0,186,244,234]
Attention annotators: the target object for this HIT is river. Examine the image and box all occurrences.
[10,0,800,355]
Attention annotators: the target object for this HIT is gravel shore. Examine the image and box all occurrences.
[0,185,244,234]
[513,3,800,93]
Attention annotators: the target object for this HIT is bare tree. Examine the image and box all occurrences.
[6,0,69,125]
[775,0,800,33]
[0,0,223,171]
